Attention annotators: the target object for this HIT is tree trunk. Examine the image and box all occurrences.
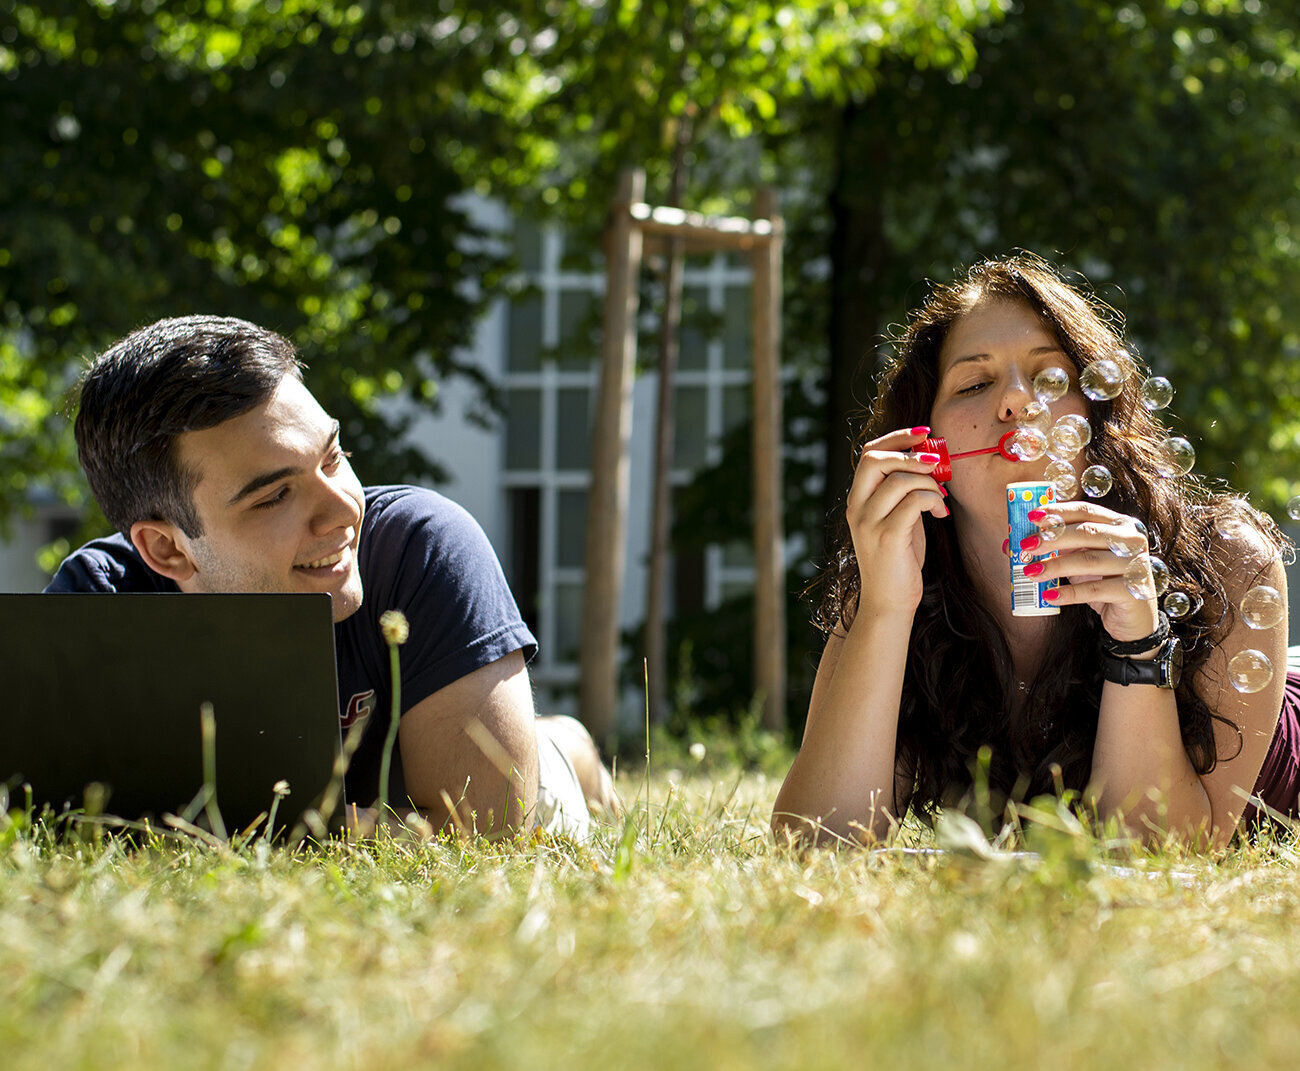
[644,118,691,727]
[822,101,892,556]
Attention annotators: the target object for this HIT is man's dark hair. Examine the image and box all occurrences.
[75,315,303,537]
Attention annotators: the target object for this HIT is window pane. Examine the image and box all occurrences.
[556,489,587,569]
[723,284,752,369]
[515,218,543,273]
[507,487,541,631]
[719,578,753,601]
[673,547,706,616]
[555,388,591,471]
[558,289,598,369]
[678,287,709,370]
[504,388,541,470]
[721,541,754,569]
[722,385,749,433]
[508,293,542,372]
[673,386,709,470]
[554,582,584,663]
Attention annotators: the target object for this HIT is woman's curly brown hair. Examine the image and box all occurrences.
[812,253,1290,819]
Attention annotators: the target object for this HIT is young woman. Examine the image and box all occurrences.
[773,255,1296,848]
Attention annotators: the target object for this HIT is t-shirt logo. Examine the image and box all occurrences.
[342,689,376,729]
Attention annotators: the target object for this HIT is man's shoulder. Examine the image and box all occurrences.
[44,533,176,593]
[354,484,511,606]
[360,484,486,548]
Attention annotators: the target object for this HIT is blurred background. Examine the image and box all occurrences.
[4,0,1300,744]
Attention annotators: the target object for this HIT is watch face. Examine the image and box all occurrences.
[1163,637,1184,689]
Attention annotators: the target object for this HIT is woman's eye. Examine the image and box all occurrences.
[957,381,989,395]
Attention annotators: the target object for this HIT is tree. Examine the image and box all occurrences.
[814,0,1300,525]
[468,0,1009,730]
[0,0,521,531]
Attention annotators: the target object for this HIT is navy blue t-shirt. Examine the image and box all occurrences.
[44,485,538,805]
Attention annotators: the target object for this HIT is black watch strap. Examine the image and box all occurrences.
[1101,635,1182,689]
[1099,612,1170,656]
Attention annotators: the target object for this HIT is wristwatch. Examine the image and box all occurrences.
[1101,634,1182,689]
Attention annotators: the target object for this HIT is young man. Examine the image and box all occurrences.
[46,315,615,839]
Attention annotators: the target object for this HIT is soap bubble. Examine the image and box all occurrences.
[1007,428,1047,461]
[1107,518,1148,558]
[1036,512,1065,543]
[1124,553,1169,600]
[1055,413,1092,447]
[1287,496,1300,521]
[1081,465,1114,497]
[1228,649,1273,694]
[1017,401,1052,434]
[1140,376,1174,411]
[1108,532,1137,557]
[1214,514,1250,542]
[1154,436,1195,478]
[1163,591,1191,618]
[1240,585,1285,630]
[1034,366,1071,404]
[1046,424,1083,462]
[1051,472,1079,499]
[1081,359,1124,401]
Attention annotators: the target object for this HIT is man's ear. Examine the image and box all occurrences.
[129,520,198,584]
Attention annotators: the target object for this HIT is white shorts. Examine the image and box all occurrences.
[535,728,592,842]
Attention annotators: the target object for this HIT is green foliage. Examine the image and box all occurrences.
[809,0,1300,513]
[474,0,1010,228]
[0,0,519,530]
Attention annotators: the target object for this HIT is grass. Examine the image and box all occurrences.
[3,753,1300,1071]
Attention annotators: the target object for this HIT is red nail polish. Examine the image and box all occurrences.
[938,485,948,498]
[1043,588,1060,602]
[910,425,930,436]
[1001,538,1010,556]
[1023,562,1045,577]
[916,452,942,463]
[1019,535,1040,551]
[1026,509,1046,522]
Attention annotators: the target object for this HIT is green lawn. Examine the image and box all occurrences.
[3,757,1299,1071]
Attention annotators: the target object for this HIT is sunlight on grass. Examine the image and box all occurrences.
[2,766,1299,1070]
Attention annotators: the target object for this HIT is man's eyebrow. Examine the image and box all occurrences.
[226,421,342,507]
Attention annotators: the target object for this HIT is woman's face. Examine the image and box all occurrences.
[929,298,1090,514]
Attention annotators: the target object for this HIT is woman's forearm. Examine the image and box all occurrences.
[1089,682,1212,843]
[771,607,914,845]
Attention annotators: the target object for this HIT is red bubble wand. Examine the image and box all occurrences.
[913,430,1020,482]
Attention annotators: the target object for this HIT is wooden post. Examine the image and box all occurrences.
[750,188,786,732]
[579,168,644,741]
[644,234,683,727]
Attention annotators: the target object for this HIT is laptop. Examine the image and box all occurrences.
[1,593,345,837]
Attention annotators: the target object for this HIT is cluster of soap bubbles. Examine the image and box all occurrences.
[1224,584,1285,694]
[1028,353,1287,697]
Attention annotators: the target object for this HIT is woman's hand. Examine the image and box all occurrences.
[1020,501,1160,645]
[846,427,950,618]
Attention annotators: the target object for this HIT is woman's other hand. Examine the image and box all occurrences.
[1019,502,1160,644]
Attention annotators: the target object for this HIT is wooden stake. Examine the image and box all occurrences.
[579,168,645,740]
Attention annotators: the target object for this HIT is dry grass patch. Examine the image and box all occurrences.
[2,767,1298,1070]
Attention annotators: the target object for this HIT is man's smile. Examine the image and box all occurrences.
[295,544,351,571]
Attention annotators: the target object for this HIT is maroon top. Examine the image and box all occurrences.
[1249,670,1300,819]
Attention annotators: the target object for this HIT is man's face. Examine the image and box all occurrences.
[167,376,366,622]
